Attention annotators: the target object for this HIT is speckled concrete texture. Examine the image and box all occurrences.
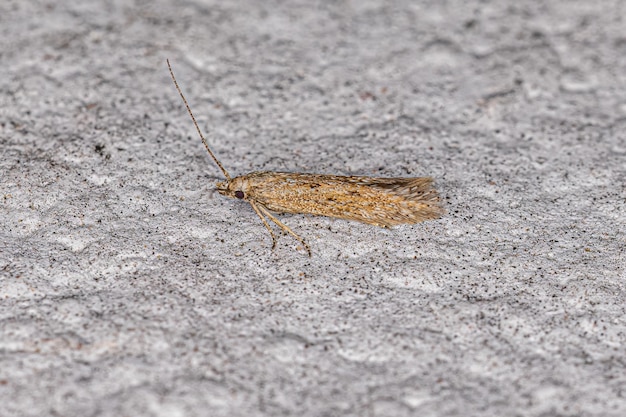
[1,1,625,416]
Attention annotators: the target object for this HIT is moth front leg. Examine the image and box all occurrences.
[255,202,312,257]
[249,200,277,250]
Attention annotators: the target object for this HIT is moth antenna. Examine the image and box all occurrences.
[167,59,231,181]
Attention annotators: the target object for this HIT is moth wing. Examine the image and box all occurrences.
[248,173,444,226]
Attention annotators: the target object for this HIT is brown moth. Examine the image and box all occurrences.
[167,60,444,256]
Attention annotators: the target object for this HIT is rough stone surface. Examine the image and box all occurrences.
[1,1,625,416]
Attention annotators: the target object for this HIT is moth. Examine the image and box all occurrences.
[167,60,444,256]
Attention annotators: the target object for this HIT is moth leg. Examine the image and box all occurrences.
[248,200,277,250]
[256,203,312,257]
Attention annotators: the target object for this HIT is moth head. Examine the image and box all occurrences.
[216,177,249,200]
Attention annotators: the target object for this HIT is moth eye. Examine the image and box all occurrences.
[234,190,245,199]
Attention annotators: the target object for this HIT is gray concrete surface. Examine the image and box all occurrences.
[1,1,625,416]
